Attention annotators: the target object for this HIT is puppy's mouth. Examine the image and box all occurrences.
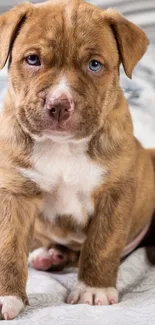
[17,90,97,141]
[43,120,76,140]
[17,100,78,140]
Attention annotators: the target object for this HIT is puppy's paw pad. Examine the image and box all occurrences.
[67,282,118,306]
[0,296,25,320]
[49,248,66,264]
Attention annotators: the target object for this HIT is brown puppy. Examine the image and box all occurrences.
[0,0,154,320]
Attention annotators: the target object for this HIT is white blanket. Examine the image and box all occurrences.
[0,0,155,323]
[6,249,155,325]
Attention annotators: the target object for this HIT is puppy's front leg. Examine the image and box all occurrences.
[0,189,41,320]
[67,186,133,305]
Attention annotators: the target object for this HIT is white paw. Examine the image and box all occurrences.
[28,247,52,270]
[67,281,118,305]
[28,247,50,265]
[0,296,25,320]
[28,247,66,271]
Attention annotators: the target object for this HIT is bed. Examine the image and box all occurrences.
[0,0,155,324]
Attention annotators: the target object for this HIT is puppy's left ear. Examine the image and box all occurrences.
[0,3,32,70]
[105,9,149,78]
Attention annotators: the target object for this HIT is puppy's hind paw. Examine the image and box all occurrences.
[28,247,67,271]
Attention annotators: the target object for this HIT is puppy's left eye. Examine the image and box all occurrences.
[25,55,41,66]
[88,60,102,72]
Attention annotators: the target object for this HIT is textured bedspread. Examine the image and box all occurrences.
[0,0,155,324]
[6,249,155,324]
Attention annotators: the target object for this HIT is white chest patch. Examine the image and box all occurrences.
[21,139,105,224]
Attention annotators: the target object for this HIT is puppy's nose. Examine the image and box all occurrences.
[46,94,74,123]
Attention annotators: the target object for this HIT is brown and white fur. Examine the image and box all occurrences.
[0,0,155,320]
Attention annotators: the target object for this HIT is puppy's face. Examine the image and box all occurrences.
[0,0,148,141]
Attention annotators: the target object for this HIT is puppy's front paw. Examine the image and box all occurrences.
[67,281,118,306]
[0,296,25,320]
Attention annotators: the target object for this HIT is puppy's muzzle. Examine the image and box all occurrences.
[46,93,74,124]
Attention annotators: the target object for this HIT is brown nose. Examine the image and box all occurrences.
[46,95,74,123]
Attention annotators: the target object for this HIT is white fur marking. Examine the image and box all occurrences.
[21,139,105,226]
[67,281,118,305]
[51,76,72,101]
[28,247,50,266]
[0,296,25,320]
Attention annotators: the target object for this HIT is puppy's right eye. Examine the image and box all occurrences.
[25,55,41,66]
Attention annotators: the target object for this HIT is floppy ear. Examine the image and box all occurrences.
[105,9,149,78]
[0,3,31,70]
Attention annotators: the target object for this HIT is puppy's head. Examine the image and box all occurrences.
[0,0,148,142]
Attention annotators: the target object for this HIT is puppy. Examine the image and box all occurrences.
[0,0,155,320]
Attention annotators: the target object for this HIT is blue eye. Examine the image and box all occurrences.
[26,55,41,66]
[88,60,102,72]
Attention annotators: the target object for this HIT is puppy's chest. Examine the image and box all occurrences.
[24,141,104,222]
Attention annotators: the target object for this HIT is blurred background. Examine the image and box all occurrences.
[0,0,155,147]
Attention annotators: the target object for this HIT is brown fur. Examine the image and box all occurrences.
[0,190,41,302]
[0,0,154,314]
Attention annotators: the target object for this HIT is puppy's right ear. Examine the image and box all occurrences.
[0,3,31,70]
